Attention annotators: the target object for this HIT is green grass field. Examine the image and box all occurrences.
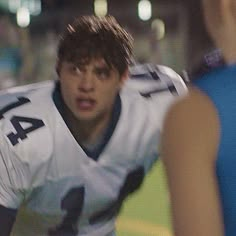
[116,161,173,236]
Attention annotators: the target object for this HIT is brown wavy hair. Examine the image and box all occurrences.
[56,15,133,76]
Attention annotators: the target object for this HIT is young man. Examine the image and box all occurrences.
[162,0,236,235]
[0,15,186,236]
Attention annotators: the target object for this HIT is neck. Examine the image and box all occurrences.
[218,32,236,65]
[214,19,236,65]
[62,103,112,145]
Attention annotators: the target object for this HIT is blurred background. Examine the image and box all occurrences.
[0,0,214,89]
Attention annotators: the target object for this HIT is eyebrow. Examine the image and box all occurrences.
[93,64,111,71]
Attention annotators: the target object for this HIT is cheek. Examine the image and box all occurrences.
[107,89,119,100]
[60,81,75,105]
[60,76,76,93]
[100,84,120,105]
[60,81,69,96]
[103,81,120,95]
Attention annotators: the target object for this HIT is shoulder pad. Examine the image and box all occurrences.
[0,83,54,176]
[129,63,182,81]
[128,63,187,96]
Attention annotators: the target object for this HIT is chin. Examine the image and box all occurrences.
[75,113,96,122]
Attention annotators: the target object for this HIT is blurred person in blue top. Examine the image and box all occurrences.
[162,0,236,235]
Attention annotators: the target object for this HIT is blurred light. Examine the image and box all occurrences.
[94,0,108,16]
[9,0,41,15]
[16,7,30,28]
[138,0,152,21]
[28,0,41,15]
[9,0,21,13]
[151,18,165,40]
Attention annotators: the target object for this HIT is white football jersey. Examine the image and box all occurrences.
[0,64,187,236]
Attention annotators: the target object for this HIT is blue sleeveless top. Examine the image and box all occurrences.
[193,64,236,235]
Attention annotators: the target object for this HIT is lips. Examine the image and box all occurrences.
[76,98,96,111]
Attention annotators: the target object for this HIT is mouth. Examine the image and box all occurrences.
[76,98,96,111]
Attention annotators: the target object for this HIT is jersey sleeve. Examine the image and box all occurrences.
[129,63,187,97]
[0,82,54,209]
[128,64,188,167]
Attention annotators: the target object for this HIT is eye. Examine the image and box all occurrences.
[68,65,81,75]
[95,68,110,80]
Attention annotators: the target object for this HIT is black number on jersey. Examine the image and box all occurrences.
[7,116,45,146]
[0,97,45,146]
[130,65,160,81]
[0,97,30,119]
[48,167,144,234]
[130,65,179,98]
[140,84,178,98]
[89,166,145,224]
[48,187,85,236]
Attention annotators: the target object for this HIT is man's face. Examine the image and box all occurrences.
[59,58,127,122]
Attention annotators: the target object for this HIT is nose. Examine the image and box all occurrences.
[78,72,95,92]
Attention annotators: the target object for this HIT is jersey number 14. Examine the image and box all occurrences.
[0,97,45,146]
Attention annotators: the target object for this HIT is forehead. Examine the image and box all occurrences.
[64,57,109,67]
[63,58,118,73]
[87,58,109,68]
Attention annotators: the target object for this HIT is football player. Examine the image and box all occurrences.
[0,15,187,236]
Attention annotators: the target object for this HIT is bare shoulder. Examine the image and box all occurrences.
[162,85,220,163]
